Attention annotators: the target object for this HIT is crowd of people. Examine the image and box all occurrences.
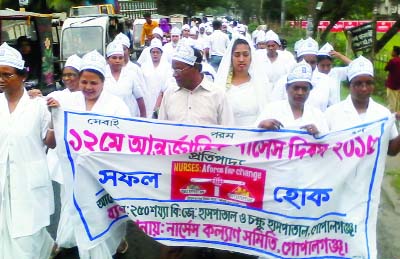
[1,12,400,259]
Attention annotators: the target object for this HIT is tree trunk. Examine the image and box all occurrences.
[374,19,400,54]
[319,17,341,42]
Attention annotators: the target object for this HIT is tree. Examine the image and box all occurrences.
[157,0,229,17]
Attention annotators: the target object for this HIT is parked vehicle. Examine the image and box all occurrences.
[0,9,61,94]
[60,14,127,61]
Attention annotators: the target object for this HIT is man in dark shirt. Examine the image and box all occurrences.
[385,46,400,112]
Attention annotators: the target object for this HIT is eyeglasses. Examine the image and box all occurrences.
[351,80,374,88]
[62,73,78,79]
[173,66,192,74]
[0,73,16,80]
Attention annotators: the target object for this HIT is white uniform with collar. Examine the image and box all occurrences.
[55,90,130,258]
[141,59,172,118]
[325,96,398,139]
[271,70,338,112]
[0,91,54,259]
[255,99,329,134]
[104,64,144,117]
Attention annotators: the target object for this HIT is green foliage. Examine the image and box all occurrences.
[46,0,80,12]
[386,170,400,194]
[157,0,230,16]
[247,23,259,33]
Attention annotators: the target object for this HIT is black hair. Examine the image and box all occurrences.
[231,38,250,55]
[15,67,27,77]
[80,69,105,82]
[212,20,222,30]
[317,55,332,63]
[16,36,32,49]
[63,66,79,74]
[143,12,151,18]
[192,47,203,72]
[280,38,287,49]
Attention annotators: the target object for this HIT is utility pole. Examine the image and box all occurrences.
[280,0,286,28]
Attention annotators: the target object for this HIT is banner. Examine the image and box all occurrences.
[58,110,392,258]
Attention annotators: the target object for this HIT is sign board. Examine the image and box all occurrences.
[19,0,29,5]
[346,22,374,53]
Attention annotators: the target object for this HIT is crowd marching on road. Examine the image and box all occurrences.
[1,11,400,259]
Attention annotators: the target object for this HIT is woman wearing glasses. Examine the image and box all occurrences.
[0,42,56,259]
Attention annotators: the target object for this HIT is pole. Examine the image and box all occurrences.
[280,0,286,28]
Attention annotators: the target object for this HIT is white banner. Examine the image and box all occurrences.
[57,110,392,258]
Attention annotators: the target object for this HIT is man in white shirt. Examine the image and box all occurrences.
[204,20,230,72]
[158,41,234,259]
[159,43,233,126]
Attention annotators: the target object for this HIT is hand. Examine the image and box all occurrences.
[395,112,400,121]
[300,124,319,136]
[258,119,284,130]
[46,97,60,108]
[28,89,43,98]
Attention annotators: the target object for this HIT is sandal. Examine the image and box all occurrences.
[116,239,129,254]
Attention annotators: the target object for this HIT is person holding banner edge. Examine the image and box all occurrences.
[325,56,400,156]
[256,61,328,137]
[47,50,130,259]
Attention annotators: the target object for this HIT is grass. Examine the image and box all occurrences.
[386,169,400,194]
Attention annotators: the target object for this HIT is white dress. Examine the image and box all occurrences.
[141,60,172,118]
[325,96,398,139]
[0,92,54,259]
[226,81,265,127]
[56,90,130,258]
[255,99,329,134]
[256,49,295,86]
[271,70,338,112]
[104,65,145,117]
[47,88,78,248]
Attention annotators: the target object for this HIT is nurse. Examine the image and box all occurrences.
[47,50,130,259]
[0,42,56,259]
[325,56,400,156]
[215,36,270,126]
[104,41,146,117]
[257,61,328,136]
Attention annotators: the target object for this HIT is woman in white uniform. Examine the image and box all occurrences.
[46,54,83,252]
[0,42,56,259]
[325,56,400,156]
[256,61,328,136]
[215,36,271,126]
[271,37,337,112]
[141,38,172,118]
[104,41,146,117]
[317,43,351,102]
[48,50,130,259]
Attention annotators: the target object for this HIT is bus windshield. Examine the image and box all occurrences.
[61,26,103,60]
